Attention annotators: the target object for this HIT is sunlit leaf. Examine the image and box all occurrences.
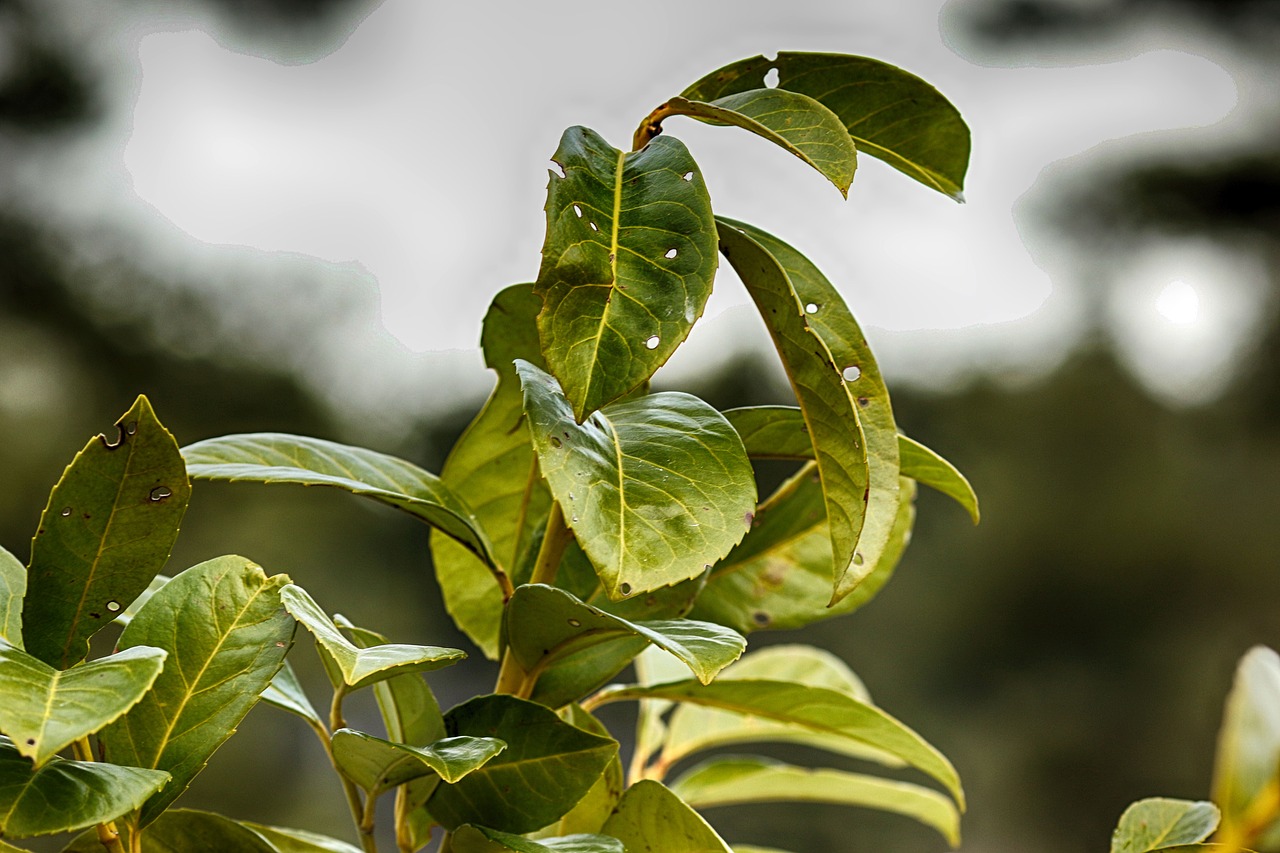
[519,361,755,599]
[453,825,624,853]
[1110,798,1219,853]
[332,729,505,796]
[600,780,732,853]
[671,757,960,846]
[0,547,23,649]
[898,435,979,523]
[1213,646,1280,848]
[683,53,970,200]
[128,808,276,853]
[23,396,190,668]
[260,660,322,728]
[99,555,294,827]
[535,126,717,418]
[428,695,617,834]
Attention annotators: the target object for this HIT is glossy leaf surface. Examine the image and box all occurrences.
[0,641,165,766]
[535,126,717,418]
[600,779,732,853]
[183,433,493,566]
[1213,646,1280,847]
[332,729,505,795]
[0,547,23,649]
[100,555,293,826]
[1110,798,1219,853]
[260,659,322,727]
[126,809,276,853]
[453,825,624,853]
[336,617,446,745]
[683,53,969,200]
[23,396,190,668]
[519,361,755,599]
[898,435,979,523]
[428,695,617,833]
[241,822,364,853]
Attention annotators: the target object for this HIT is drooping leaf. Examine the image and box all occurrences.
[1110,798,1219,853]
[716,223,867,602]
[683,53,970,200]
[241,822,364,853]
[182,433,494,566]
[23,396,190,668]
[332,729,505,797]
[600,779,732,853]
[281,584,464,690]
[898,435,979,523]
[260,660,322,728]
[671,757,960,846]
[99,555,294,827]
[535,126,717,419]
[452,825,624,853]
[551,705,624,837]
[592,678,962,807]
[0,547,23,649]
[1213,646,1280,848]
[428,695,618,834]
[518,361,755,599]
[0,736,169,839]
[0,641,166,766]
[432,283,551,659]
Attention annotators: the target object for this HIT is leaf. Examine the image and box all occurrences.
[0,641,166,766]
[452,825,624,853]
[23,396,190,668]
[114,574,170,628]
[683,53,970,200]
[655,91,856,195]
[428,695,618,834]
[716,223,868,603]
[124,808,277,853]
[0,736,169,838]
[518,361,756,599]
[600,779,732,853]
[1110,798,1219,853]
[182,433,494,566]
[0,547,23,649]
[535,126,717,419]
[592,678,962,807]
[1213,646,1280,847]
[280,584,464,690]
[332,729,505,796]
[551,705,624,837]
[335,616,447,745]
[898,435,980,524]
[99,555,294,827]
[431,283,551,659]
[260,660,322,727]
[505,584,744,688]
[670,757,960,846]
[240,822,365,853]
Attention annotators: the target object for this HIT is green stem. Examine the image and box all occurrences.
[324,686,379,853]
[73,738,128,853]
[633,101,681,151]
[529,500,571,587]
[439,831,455,853]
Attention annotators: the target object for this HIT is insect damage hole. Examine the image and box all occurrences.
[644,335,660,350]
[664,248,678,259]
[573,204,583,217]
[764,67,780,88]
[682,171,694,181]
[842,365,862,382]
[106,600,121,612]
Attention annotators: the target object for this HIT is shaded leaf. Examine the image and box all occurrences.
[332,729,505,796]
[0,641,165,767]
[1110,798,1219,853]
[182,433,494,566]
[241,822,364,853]
[130,808,276,853]
[260,660,322,727]
[683,53,970,200]
[453,825,623,853]
[281,584,464,690]
[0,547,23,649]
[535,126,717,418]
[0,736,168,838]
[551,705,624,837]
[899,435,979,523]
[671,756,960,846]
[23,396,190,668]
[1213,646,1280,847]
[600,779,731,853]
[99,555,294,827]
[428,695,617,834]
[519,361,755,599]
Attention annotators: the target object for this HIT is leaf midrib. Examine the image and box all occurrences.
[581,148,627,411]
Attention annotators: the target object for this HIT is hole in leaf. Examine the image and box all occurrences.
[106,600,121,612]
[550,161,566,178]
[619,583,632,596]
[149,486,173,502]
[682,171,694,182]
[805,302,819,314]
[645,335,660,350]
[125,421,138,435]
[842,365,862,382]
[764,67,780,88]
[852,552,864,566]
[567,618,581,628]
[60,506,72,517]
[857,396,870,408]
[550,436,562,448]
[573,204,583,218]
[589,221,599,232]
[664,248,678,259]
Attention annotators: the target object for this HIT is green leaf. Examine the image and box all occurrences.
[592,678,962,807]
[657,91,856,195]
[453,825,624,853]
[731,847,794,853]
[518,361,756,599]
[182,433,495,567]
[431,283,551,659]
[99,555,294,827]
[0,547,23,649]
[671,757,960,846]
[505,584,744,687]
[241,822,364,853]
[899,435,979,523]
[128,808,277,853]
[260,660,322,727]
[550,705,624,837]
[600,780,732,853]
[114,574,170,628]
[1110,798,1219,853]
[1213,646,1280,846]
[332,729,505,796]
[280,584,464,690]
[0,641,166,766]
[534,126,717,418]
[428,695,618,834]
[0,736,169,838]
[23,396,190,668]
[683,53,970,200]
[335,616,447,745]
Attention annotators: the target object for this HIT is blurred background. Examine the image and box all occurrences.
[3,0,1279,851]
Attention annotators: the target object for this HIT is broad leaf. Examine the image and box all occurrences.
[1110,798,1219,853]
[261,660,322,727]
[898,435,979,523]
[518,361,755,599]
[281,584,464,690]
[535,126,717,418]
[432,283,551,659]
[114,574,170,628]
[717,223,867,602]
[332,729,505,796]
[551,705,624,837]
[119,808,276,853]
[0,736,168,838]
[0,641,165,766]
[428,695,617,834]
[241,822,364,853]
[671,757,960,846]
[23,396,190,668]
[592,678,962,807]
[1213,646,1280,847]
[600,779,732,853]
[182,433,494,566]
[99,555,294,827]
[0,546,23,648]
[683,53,970,200]
[453,825,624,853]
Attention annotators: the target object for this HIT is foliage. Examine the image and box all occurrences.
[0,53,982,852]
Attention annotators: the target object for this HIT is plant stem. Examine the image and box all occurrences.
[632,102,680,151]
[73,738,128,852]
[529,500,571,587]
[323,686,379,853]
[439,831,454,853]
